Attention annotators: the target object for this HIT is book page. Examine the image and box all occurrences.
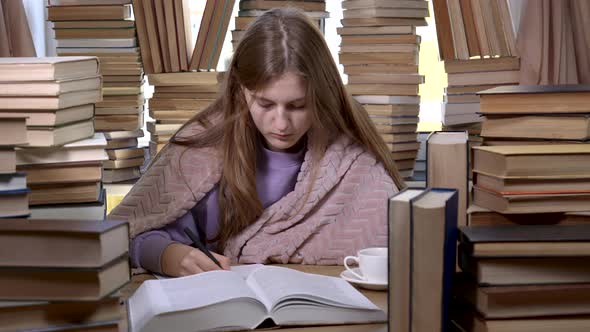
[246,266,380,312]
[152,264,264,280]
[129,270,263,332]
[230,264,265,279]
[152,264,265,280]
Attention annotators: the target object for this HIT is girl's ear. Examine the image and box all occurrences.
[241,86,253,106]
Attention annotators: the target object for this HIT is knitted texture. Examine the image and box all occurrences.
[108,123,398,264]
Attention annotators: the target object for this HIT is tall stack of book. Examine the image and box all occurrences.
[49,0,146,183]
[472,85,590,216]
[0,219,130,332]
[451,85,590,330]
[432,0,520,174]
[232,0,329,50]
[17,134,109,220]
[339,0,428,179]
[0,116,29,218]
[0,57,107,219]
[453,225,590,331]
[147,72,223,157]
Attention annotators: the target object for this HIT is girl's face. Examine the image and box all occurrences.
[244,71,312,152]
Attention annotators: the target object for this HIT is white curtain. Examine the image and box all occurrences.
[22,0,49,57]
[0,0,36,56]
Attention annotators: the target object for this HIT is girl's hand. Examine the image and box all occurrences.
[162,242,231,277]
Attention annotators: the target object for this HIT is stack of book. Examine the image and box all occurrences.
[479,85,590,146]
[0,57,100,147]
[102,129,145,183]
[452,85,590,328]
[453,224,590,331]
[339,0,428,179]
[232,0,329,50]
[17,134,109,220]
[49,0,146,183]
[0,116,29,218]
[0,218,130,332]
[0,57,107,219]
[431,0,520,170]
[147,72,223,157]
[441,57,519,181]
[472,85,590,216]
[442,57,519,128]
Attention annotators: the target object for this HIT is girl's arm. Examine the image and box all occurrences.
[130,210,197,274]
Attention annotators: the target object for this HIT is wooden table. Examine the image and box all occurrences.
[120,264,388,332]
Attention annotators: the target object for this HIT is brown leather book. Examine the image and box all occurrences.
[472,144,590,177]
[0,76,101,96]
[240,0,325,11]
[95,114,143,132]
[0,297,122,332]
[473,185,590,214]
[0,57,99,81]
[460,224,590,257]
[479,84,590,114]
[174,0,192,71]
[450,305,590,332]
[444,57,519,73]
[0,90,101,110]
[339,52,418,65]
[467,204,568,227]
[0,255,129,301]
[18,161,102,185]
[341,17,427,27]
[432,0,455,60]
[47,4,132,21]
[347,83,419,96]
[0,218,128,268]
[163,0,180,72]
[341,34,420,44]
[131,0,155,73]
[153,0,171,72]
[29,181,103,205]
[459,253,590,286]
[482,115,590,141]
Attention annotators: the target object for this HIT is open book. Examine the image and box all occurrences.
[128,265,386,332]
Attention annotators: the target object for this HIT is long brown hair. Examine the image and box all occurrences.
[170,7,406,250]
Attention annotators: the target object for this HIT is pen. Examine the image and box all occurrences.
[183,227,223,269]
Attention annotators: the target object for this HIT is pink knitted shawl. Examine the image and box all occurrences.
[108,123,398,264]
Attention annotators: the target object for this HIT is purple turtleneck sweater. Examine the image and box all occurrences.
[130,141,306,274]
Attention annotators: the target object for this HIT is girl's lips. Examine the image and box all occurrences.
[271,133,291,140]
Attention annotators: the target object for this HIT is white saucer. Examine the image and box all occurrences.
[340,268,387,291]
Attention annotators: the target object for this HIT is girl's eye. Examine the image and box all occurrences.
[258,102,273,109]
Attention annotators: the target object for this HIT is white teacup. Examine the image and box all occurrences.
[343,247,388,283]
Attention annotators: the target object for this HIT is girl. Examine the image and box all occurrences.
[109,7,405,277]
